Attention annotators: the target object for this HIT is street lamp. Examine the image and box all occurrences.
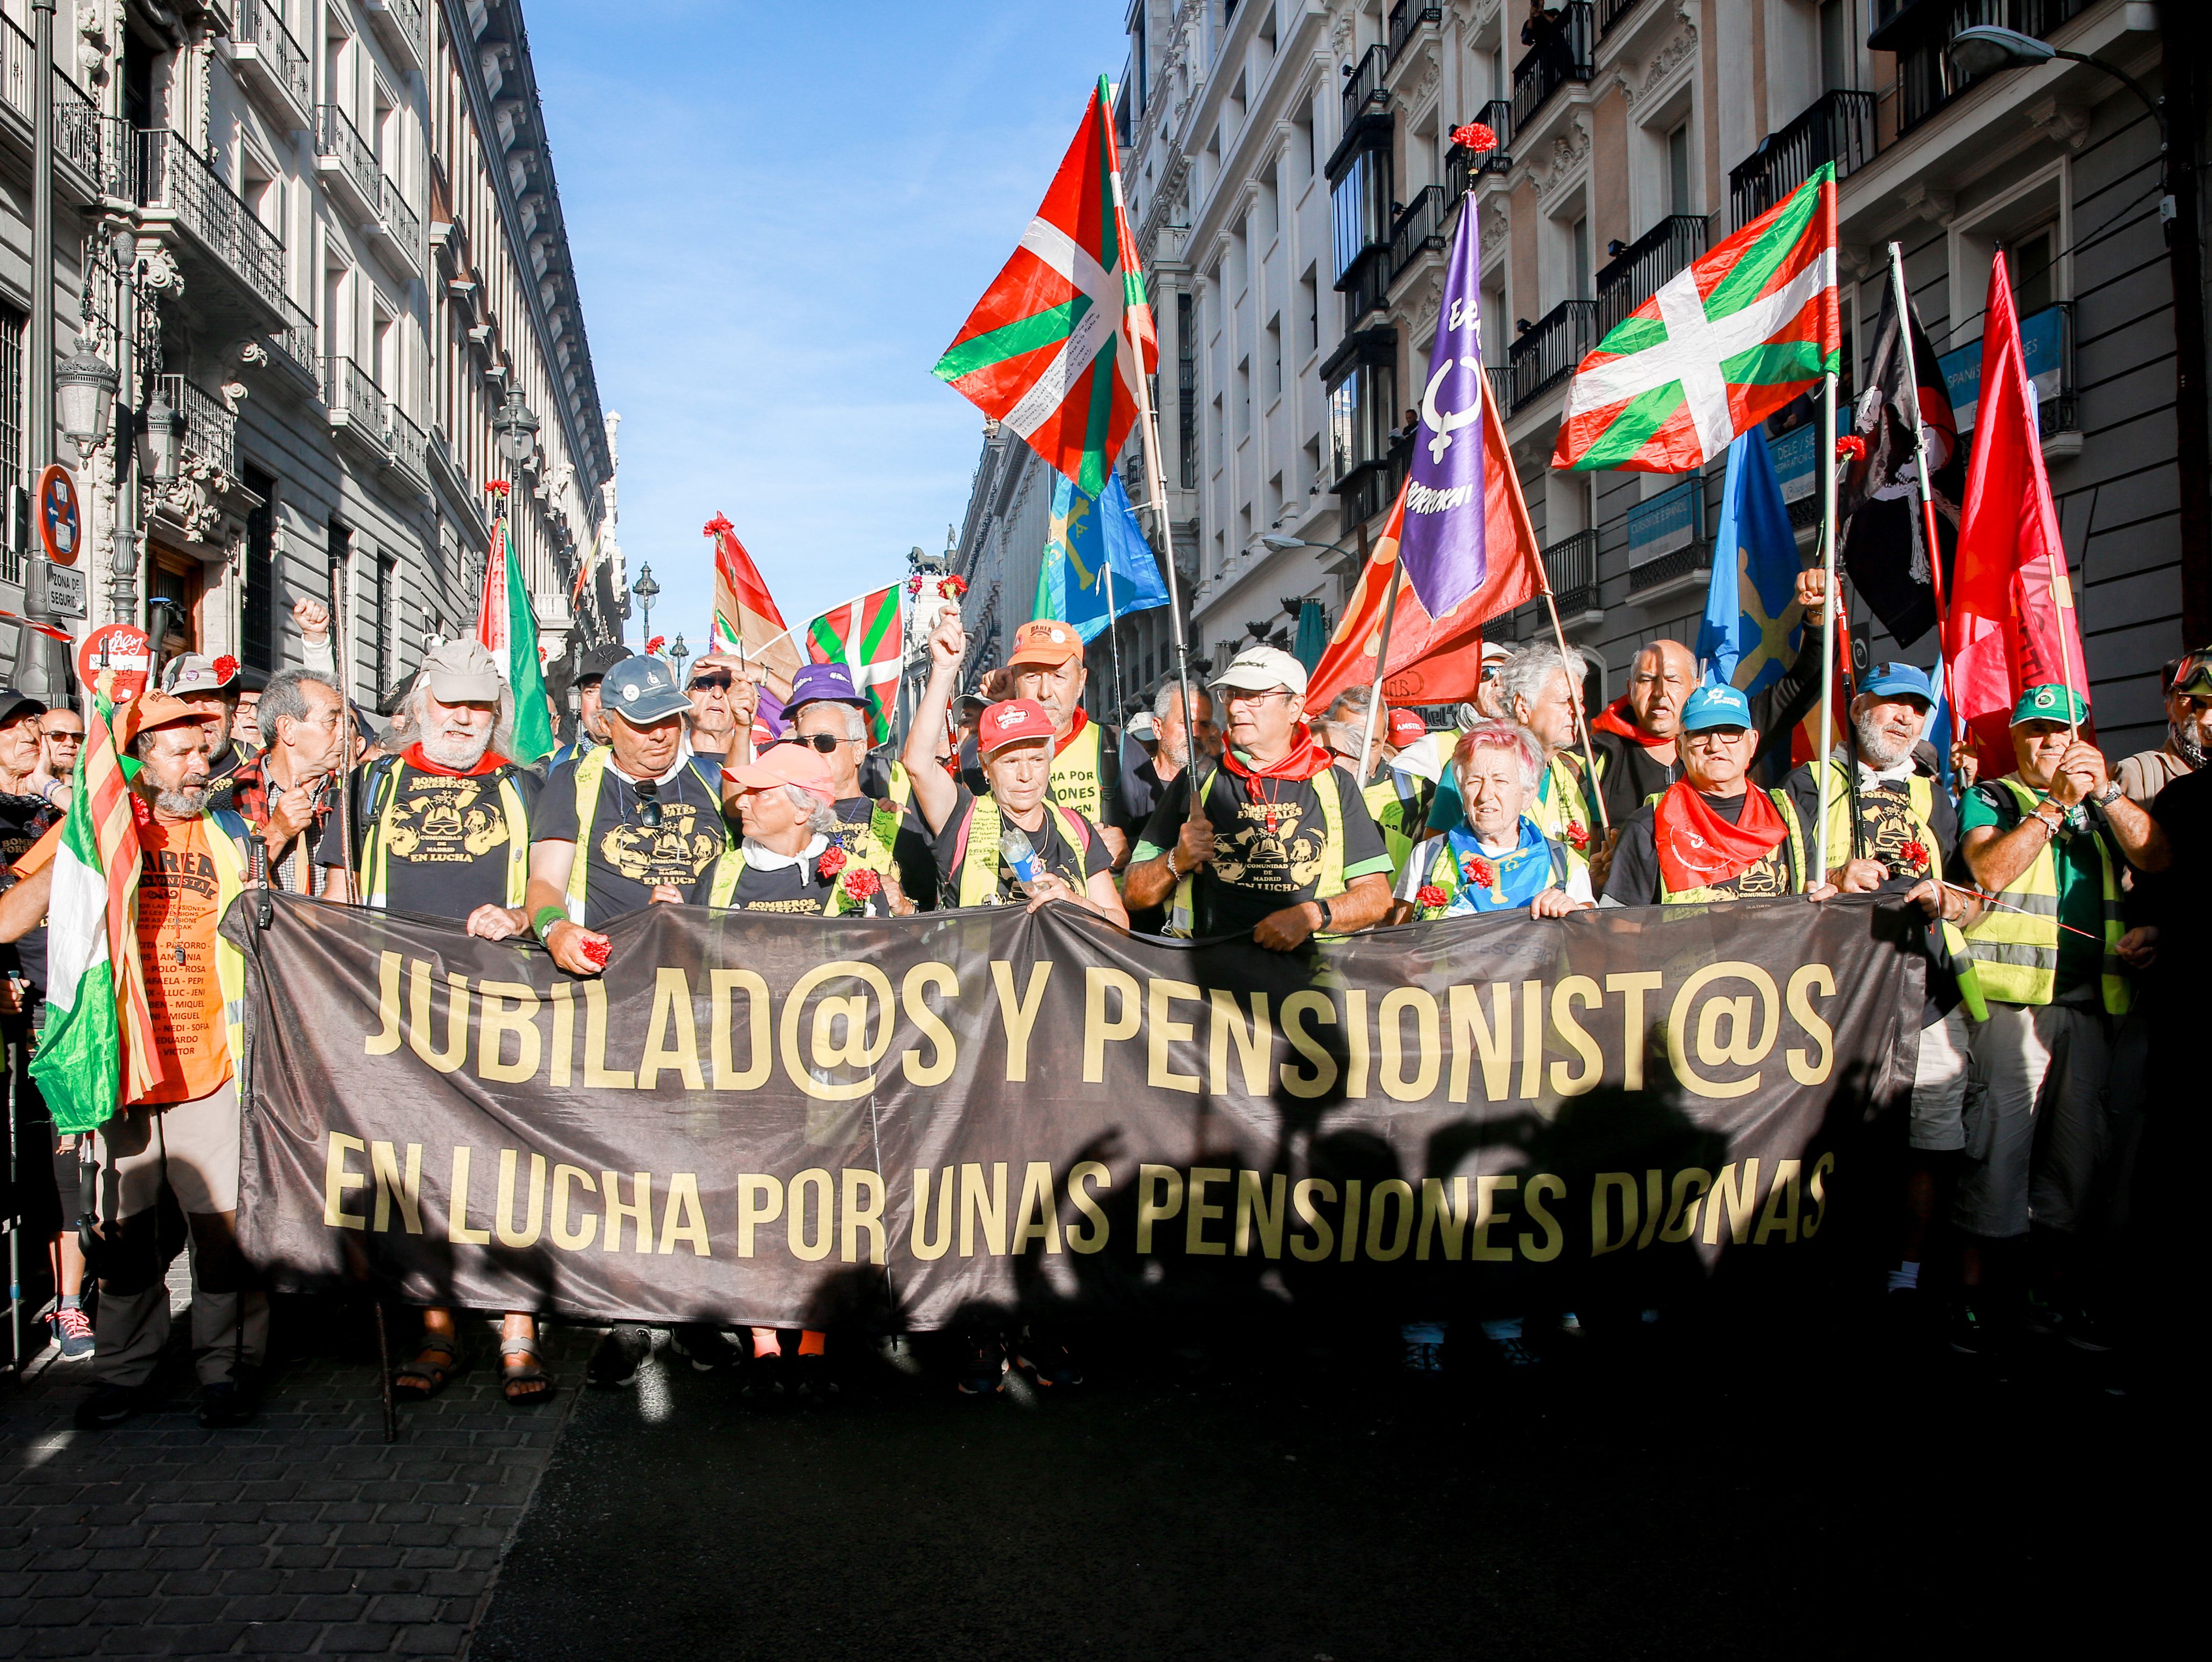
[631,561,659,645]
[142,386,182,486]
[1945,22,2208,640]
[54,338,118,448]
[669,634,689,682]
[492,390,540,468]
[1260,531,1365,575]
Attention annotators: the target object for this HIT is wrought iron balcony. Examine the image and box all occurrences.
[1542,528,1602,621]
[138,128,290,328]
[1729,90,1877,231]
[315,104,381,222]
[1597,0,1645,33]
[363,0,425,67]
[1388,185,1450,286]
[1387,2,1442,64]
[370,171,423,272]
[1626,476,1708,596]
[159,376,239,480]
[1508,299,1597,414]
[1512,2,1593,134]
[231,0,312,128]
[271,294,317,380]
[387,406,430,489]
[1342,252,1391,332]
[323,356,392,456]
[1880,0,2087,135]
[1341,43,1389,133]
[1596,214,1708,337]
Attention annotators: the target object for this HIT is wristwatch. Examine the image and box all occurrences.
[2093,782,2124,808]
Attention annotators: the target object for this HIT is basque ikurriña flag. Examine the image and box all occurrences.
[1554,165,1839,473]
[803,585,905,745]
[932,77,1157,496]
[1397,193,1489,619]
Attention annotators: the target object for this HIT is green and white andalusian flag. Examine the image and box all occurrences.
[1553,164,1839,473]
[932,75,1157,496]
[473,508,555,765]
[803,584,905,745]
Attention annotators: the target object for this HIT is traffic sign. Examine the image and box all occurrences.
[36,465,81,567]
[78,623,151,703]
[36,561,86,619]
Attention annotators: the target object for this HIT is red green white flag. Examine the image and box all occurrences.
[932,75,1157,496]
[803,583,905,744]
[1553,164,1839,473]
[705,513,803,695]
[472,511,555,765]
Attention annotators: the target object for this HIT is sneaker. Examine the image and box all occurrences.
[52,1305,94,1359]
[2063,1307,2114,1354]
[957,1337,1007,1397]
[1492,1336,1538,1368]
[2023,1293,2064,1340]
[1948,1301,1988,1356]
[1400,1321,1447,1375]
[586,1324,652,1389]
[74,1383,146,1430]
[669,1325,743,1372]
[197,1380,255,1429]
[791,1353,840,1402]
[1015,1333,1084,1389]
[743,1350,788,1402]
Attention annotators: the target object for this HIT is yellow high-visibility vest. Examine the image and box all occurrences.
[355,759,530,910]
[1168,765,1348,938]
[1962,777,2129,1013]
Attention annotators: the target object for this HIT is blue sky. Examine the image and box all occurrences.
[526,2,1129,648]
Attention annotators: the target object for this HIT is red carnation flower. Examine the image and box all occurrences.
[907,575,925,595]
[1899,839,1930,871]
[842,868,882,901]
[213,654,239,683]
[1450,122,1498,155]
[1564,820,1590,851]
[644,635,665,655]
[1836,434,1867,463]
[485,479,511,497]
[1416,884,1450,911]
[1462,855,1496,889]
[579,937,611,970]
[817,845,849,879]
[703,513,734,537]
[939,574,969,599]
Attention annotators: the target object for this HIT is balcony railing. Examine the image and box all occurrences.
[1343,253,1390,331]
[1512,2,1593,134]
[138,129,288,315]
[232,0,312,120]
[1542,528,1600,618]
[1626,476,1708,594]
[273,294,317,378]
[1508,298,1597,413]
[1386,2,1442,63]
[1597,0,1645,33]
[1341,43,1389,132]
[1888,0,2089,136]
[365,0,426,64]
[379,171,422,263]
[1388,185,1450,285]
[323,356,391,448]
[1596,214,1708,337]
[1729,90,1877,231]
[159,376,239,480]
[315,103,380,211]
[388,406,429,485]
[1447,100,1514,191]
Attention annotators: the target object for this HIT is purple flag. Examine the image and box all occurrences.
[1397,194,1488,618]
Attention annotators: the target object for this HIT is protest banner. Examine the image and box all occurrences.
[229,894,1922,1329]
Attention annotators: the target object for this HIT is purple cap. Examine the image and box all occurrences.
[787,661,864,712]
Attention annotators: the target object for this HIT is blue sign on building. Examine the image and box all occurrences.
[1937,303,2067,433]
[1626,475,1702,566]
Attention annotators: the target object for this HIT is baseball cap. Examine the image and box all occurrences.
[0,685,46,727]
[162,654,241,697]
[976,698,1057,755]
[1481,641,1513,668]
[787,661,865,711]
[1859,662,1935,706]
[118,691,201,749]
[1128,710,1159,741]
[601,654,693,726]
[1386,709,1427,746]
[724,741,835,799]
[2010,683,2090,727]
[1210,644,1309,697]
[1681,683,1754,732]
[419,639,503,704]
[574,641,629,687]
[1007,619,1084,670]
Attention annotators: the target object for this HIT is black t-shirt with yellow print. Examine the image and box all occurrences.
[1134,763,1392,937]
[534,755,730,924]
[320,756,541,919]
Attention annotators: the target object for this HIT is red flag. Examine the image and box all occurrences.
[705,514,803,696]
[1945,252,2092,772]
[1307,389,1543,710]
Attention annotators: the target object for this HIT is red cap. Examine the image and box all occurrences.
[977,698,1056,755]
[723,741,836,799]
[1386,709,1427,747]
[1006,620,1084,670]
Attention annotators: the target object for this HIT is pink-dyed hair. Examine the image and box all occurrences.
[1451,720,1541,791]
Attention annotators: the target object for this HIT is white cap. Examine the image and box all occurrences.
[1208,644,1309,697]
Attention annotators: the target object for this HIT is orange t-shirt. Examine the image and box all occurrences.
[134,816,233,1105]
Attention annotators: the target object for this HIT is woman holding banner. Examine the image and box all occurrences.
[1389,722,1592,923]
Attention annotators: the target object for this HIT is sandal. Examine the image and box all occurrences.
[500,1336,553,1405]
[392,1336,461,1400]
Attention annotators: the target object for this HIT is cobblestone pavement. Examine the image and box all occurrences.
[0,1269,591,1660]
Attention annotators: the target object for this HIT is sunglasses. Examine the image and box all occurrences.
[633,779,663,829]
[688,675,733,692]
[790,733,854,754]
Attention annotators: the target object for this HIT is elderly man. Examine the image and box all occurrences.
[1004,619,1134,861]
[1125,646,1394,950]
[0,695,267,1428]
[163,653,253,795]
[1953,685,2160,1355]
[549,641,629,772]
[1602,684,1833,905]
[681,651,750,759]
[1320,693,1435,879]
[1122,682,1219,932]
[312,641,549,1402]
[785,661,927,912]
[227,668,348,894]
[28,706,84,811]
[2115,649,2212,805]
[1392,722,1592,922]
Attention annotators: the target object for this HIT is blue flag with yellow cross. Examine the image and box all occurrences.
[1698,427,1803,696]
[1032,471,1170,642]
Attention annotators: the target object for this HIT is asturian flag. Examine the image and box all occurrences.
[1697,428,1803,696]
[1032,471,1170,642]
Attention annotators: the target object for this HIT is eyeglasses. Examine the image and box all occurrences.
[1222,688,1293,706]
[792,733,852,753]
[688,675,733,693]
[1681,728,1749,749]
[633,779,663,829]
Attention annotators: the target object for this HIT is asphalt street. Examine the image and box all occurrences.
[469,1296,2176,1662]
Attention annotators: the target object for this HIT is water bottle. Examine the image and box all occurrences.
[998,827,1041,891]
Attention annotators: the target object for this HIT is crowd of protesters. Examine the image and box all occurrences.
[2,576,2203,1423]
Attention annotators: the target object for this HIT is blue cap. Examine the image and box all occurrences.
[602,654,693,726]
[1681,683,1754,732]
[1859,661,1935,705]
[787,661,865,712]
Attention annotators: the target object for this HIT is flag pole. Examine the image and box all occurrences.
[1538,581,1610,834]
[1127,314,1199,788]
[1886,241,1958,743]
[1815,365,1841,864]
[1102,552,1128,732]
[1355,571,1403,782]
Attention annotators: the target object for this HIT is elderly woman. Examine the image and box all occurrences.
[1390,720,1592,922]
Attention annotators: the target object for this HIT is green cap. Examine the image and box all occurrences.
[2009,683,2089,726]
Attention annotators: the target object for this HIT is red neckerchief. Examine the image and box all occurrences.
[1592,696,1671,748]
[1218,725,1336,801]
[401,743,509,779]
[1653,780,1787,894]
[1052,707,1090,758]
